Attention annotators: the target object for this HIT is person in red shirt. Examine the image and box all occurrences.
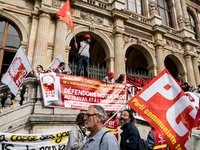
[105,112,119,140]
[147,127,169,150]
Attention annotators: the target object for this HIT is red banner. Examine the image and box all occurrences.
[127,69,197,150]
[40,73,127,111]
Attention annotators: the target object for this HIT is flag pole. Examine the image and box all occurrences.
[72,30,76,43]
[104,104,126,125]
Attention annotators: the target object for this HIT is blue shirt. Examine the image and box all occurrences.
[83,127,120,150]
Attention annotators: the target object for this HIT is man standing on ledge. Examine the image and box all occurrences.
[75,34,91,78]
[83,105,120,150]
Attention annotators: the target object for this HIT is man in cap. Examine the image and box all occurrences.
[75,34,91,78]
[102,72,115,83]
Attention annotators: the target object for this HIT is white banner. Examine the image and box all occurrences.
[1,46,32,95]
[46,53,71,73]
[0,131,69,150]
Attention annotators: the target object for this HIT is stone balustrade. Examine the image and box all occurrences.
[0,77,80,133]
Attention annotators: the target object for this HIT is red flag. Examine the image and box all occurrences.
[57,0,74,31]
[127,69,197,150]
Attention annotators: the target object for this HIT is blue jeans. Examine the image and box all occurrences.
[76,55,89,77]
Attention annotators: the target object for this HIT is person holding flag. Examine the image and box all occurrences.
[75,34,91,77]
[1,46,32,96]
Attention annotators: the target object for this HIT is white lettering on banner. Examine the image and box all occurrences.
[139,73,181,101]
[45,90,55,98]
[166,96,197,136]
[64,88,126,100]
[64,88,97,97]
[108,121,115,126]
[16,70,27,87]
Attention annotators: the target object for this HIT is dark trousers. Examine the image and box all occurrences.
[76,55,89,77]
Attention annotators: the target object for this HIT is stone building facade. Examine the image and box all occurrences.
[0,0,200,136]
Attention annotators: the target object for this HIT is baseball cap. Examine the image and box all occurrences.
[108,72,114,78]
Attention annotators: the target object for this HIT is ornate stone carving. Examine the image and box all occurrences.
[123,35,136,44]
[143,41,155,50]
[137,37,142,45]
[108,20,113,28]
[123,35,155,53]
[52,0,62,8]
[89,26,95,31]
[177,15,185,28]
[184,18,190,29]
[166,39,181,52]
[80,12,103,25]
[149,1,158,15]
[196,7,200,14]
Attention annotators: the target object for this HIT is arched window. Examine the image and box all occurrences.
[157,0,172,27]
[187,10,197,39]
[0,18,21,76]
[124,0,143,15]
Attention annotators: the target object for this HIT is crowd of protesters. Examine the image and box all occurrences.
[0,34,199,150]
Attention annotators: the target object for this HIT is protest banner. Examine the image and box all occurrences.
[0,131,69,150]
[40,73,127,111]
[1,46,32,95]
[127,69,197,150]
[46,53,71,73]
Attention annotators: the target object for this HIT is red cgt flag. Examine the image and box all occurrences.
[57,0,74,31]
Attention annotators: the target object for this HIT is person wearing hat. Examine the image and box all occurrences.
[102,72,115,83]
[75,34,91,78]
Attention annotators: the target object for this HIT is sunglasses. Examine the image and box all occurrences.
[84,113,99,118]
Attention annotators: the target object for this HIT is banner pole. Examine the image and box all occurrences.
[72,30,76,43]
[104,104,127,125]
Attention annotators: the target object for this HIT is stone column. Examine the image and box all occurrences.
[105,57,115,73]
[53,18,67,58]
[192,57,200,86]
[180,0,190,28]
[155,45,165,74]
[27,15,38,64]
[33,13,50,69]
[175,0,185,29]
[64,46,71,63]
[184,55,196,86]
[114,33,125,78]
[147,66,156,78]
